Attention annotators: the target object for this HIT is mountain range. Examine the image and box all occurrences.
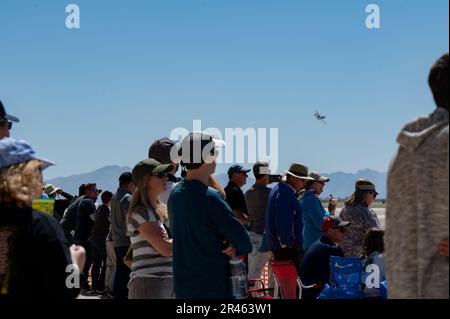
[46,166,387,199]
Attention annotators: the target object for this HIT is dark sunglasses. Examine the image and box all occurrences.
[369,191,378,199]
[154,172,169,178]
[1,120,12,130]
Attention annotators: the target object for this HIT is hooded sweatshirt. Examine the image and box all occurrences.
[386,107,449,299]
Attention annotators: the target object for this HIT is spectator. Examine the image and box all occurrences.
[0,138,85,298]
[89,190,113,294]
[225,165,251,225]
[127,159,175,299]
[386,53,449,299]
[60,185,86,243]
[75,182,101,292]
[168,132,252,299]
[0,100,19,140]
[300,215,350,300]
[300,171,336,251]
[265,163,312,273]
[148,138,180,205]
[245,162,273,281]
[111,172,135,299]
[360,228,385,299]
[43,184,74,222]
[339,179,381,257]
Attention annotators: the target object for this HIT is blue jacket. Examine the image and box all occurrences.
[264,182,304,251]
[300,190,331,251]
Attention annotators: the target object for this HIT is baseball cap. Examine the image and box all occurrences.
[0,138,55,170]
[148,138,176,164]
[132,158,174,184]
[177,132,225,167]
[228,165,251,176]
[309,171,330,183]
[0,100,20,122]
[322,215,351,232]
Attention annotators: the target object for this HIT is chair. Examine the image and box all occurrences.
[270,260,318,299]
[318,256,364,299]
[247,278,273,299]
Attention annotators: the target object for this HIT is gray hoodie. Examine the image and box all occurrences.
[386,107,449,299]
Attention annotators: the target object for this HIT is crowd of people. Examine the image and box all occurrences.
[0,53,448,300]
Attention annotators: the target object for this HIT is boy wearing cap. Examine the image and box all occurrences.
[264,163,312,274]
[0,100,19,139]
[299,216,350,300]
[386,53,449,299]
[168,132,252,299]
[225,165,251,225]
[149,137,226,205]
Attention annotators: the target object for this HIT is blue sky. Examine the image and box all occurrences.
[1,0,448,179]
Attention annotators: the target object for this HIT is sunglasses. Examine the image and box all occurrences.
[369,191,378,199]
[154,172,169,178]
[0,120,12,130]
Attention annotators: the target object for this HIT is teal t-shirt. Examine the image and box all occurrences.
[168,179,252,299]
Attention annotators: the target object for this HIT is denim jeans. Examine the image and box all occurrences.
[113,245,131,299]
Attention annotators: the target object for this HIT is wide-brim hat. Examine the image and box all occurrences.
[44,184,61,196]
[285,163,314,180]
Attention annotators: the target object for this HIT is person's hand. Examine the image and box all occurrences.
[328,199,337,215]
[56,189,64,195]
[233,210,249,225]
[69,245,86,270]
[439,239,449,257]
[222,241,237,258]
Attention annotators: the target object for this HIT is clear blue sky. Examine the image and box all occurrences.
[1,0,448,179]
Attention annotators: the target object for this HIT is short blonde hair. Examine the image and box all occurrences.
[0,160,43,208]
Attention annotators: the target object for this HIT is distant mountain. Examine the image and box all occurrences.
[323,169,387,200]
[46,166,387,199]
[46,165,132,196]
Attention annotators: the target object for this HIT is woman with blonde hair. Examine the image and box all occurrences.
[0,138,85,298]
[127,158,174,299]
[339,179,381,257]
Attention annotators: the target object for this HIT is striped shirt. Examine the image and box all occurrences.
[127,205,173,279]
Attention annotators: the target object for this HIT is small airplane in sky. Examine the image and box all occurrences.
[314,110,327,125]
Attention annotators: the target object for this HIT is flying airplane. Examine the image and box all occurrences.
[314,110,327,125]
